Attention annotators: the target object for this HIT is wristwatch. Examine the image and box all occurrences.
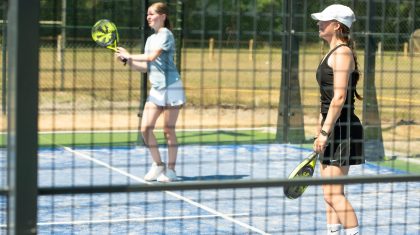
[320,130,329,137]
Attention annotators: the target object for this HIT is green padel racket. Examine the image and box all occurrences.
[91,19,127,64]
[284,151,318,199]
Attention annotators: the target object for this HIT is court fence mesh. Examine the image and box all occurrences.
[1,0,420,234]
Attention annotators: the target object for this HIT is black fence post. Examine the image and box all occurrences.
[1,1,7,115]
[276,0,305,143]
[7,0,39,234]
[362,0,385,161]
[137,0,149,146]
[175,0,184,74]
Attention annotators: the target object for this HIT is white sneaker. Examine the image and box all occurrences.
[144,163,165,181]
[157,169,178,182]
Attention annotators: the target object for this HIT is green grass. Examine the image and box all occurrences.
[35,129,277,148]
[373,158,420,174]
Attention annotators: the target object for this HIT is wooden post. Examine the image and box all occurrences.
[208,37,214,61]
[248,39,254,61]
[57,34,62,62]
[377,41,382,59]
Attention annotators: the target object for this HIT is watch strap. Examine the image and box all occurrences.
[320,130,329,137]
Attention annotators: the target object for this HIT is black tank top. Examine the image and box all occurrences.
[316,44,357,114]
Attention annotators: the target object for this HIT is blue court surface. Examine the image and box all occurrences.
[2,144,420,234]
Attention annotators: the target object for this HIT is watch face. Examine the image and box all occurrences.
[321,130,328,136]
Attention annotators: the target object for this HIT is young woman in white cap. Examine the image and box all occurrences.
[115,2,185,182]
[311,4,364,235]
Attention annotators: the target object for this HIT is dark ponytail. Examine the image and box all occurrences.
[336,22,363,100]
[164,18,171,30]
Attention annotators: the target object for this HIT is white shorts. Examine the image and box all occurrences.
[147,79,186,107]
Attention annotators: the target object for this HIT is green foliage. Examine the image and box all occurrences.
[1,0,416,47]
[33,130,277,147]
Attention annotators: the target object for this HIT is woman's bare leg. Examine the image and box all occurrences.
[162,106,181,170]
[140,102,164,164]
[321,164,359,229]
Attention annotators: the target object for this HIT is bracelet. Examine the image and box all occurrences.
[320,130,329,137]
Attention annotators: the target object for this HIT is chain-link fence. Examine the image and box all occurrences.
[1,0,420,234]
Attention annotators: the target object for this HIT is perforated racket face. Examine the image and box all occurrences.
[297,165,314,177]
[283,165,314,199]
[91,19,118,47]
[283,152,317,199]
[284,185,309,199]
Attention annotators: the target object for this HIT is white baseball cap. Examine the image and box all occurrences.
[311,4,356,28]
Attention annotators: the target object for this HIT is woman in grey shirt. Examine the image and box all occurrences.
[116,2,185,182]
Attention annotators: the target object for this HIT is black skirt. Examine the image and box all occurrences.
[320,112,365,166]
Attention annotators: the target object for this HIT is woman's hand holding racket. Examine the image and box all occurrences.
[115,47,131,65]
[313,135,328,153]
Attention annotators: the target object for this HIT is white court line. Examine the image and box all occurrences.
[62,146,271,235]
[0,213,246,227]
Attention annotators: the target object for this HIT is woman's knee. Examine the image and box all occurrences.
[323,193,334,206]
[141,126,155,141]
[323,192,345,206]
[163,126,175,138]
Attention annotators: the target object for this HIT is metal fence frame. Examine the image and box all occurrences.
[6,0,39,234]
[3,0,420,234]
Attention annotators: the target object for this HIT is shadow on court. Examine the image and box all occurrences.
[178,174,248,181]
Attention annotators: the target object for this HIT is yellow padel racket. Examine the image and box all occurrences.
[283,151,318,199]
[91,19,126,64]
